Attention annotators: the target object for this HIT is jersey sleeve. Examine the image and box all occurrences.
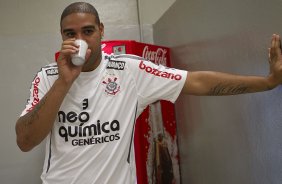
[126,57,187,107]
[20,70,49,117]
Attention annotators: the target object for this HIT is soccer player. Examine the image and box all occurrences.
[15,2,282,184]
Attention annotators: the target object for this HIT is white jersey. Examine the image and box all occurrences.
[20,54,187,184]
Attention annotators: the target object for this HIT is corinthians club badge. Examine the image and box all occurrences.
[102,76,121,96]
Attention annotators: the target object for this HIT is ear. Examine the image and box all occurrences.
[99,23,105,38]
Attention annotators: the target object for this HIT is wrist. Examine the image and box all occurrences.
[55,78,73,92]
[266,74,279,90]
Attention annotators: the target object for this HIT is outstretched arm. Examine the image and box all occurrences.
[182,34,282,96]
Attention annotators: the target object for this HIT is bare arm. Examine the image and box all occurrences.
[182,71,275,96]
[15,79,71,151]
[15,38,90,152]
[182,34,282,96]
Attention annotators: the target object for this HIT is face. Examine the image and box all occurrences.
[61,13,104,68]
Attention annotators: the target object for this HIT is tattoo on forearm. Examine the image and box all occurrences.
[208,83,249,95]
[25,97,47,127]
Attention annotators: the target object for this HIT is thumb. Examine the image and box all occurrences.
[85,49,92,61]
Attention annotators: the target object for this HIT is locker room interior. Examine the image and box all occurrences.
[1,0,282,183]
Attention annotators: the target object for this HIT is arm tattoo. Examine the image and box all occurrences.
[24,97,47,127]
[208,83,249,96]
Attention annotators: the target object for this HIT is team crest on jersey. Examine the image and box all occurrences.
[102,76,121,96]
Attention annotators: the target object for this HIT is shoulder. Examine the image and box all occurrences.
[38,63,58,77]
[109,54,145,61]
[105,54,152,70]
[30,63,58,84]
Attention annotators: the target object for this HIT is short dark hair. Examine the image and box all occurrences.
[60,2,100,27]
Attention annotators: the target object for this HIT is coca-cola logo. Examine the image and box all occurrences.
[142,46,167,66]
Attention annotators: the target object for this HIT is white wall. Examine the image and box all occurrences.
[154,0,282,184]
[0,1,140,183]
[138,0,175,25]
[137,0,175,43]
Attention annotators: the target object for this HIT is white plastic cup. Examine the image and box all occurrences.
[71,39,88,66]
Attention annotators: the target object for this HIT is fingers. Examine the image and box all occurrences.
[268,48,271,61]
[272,34,281,52]
[60,39,79,56]
[269,34,281,63]
[85,49,92,61]
[57,39,80,64]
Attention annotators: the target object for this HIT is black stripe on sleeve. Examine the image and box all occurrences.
[127,102,138,164]
[46,131,52,173]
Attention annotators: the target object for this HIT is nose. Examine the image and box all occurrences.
[75,33,84,40]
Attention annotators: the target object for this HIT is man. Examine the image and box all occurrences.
[15,2,282,184]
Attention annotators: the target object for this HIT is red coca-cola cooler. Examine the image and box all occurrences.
[102,40,181,184]
[55,40,181,184]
